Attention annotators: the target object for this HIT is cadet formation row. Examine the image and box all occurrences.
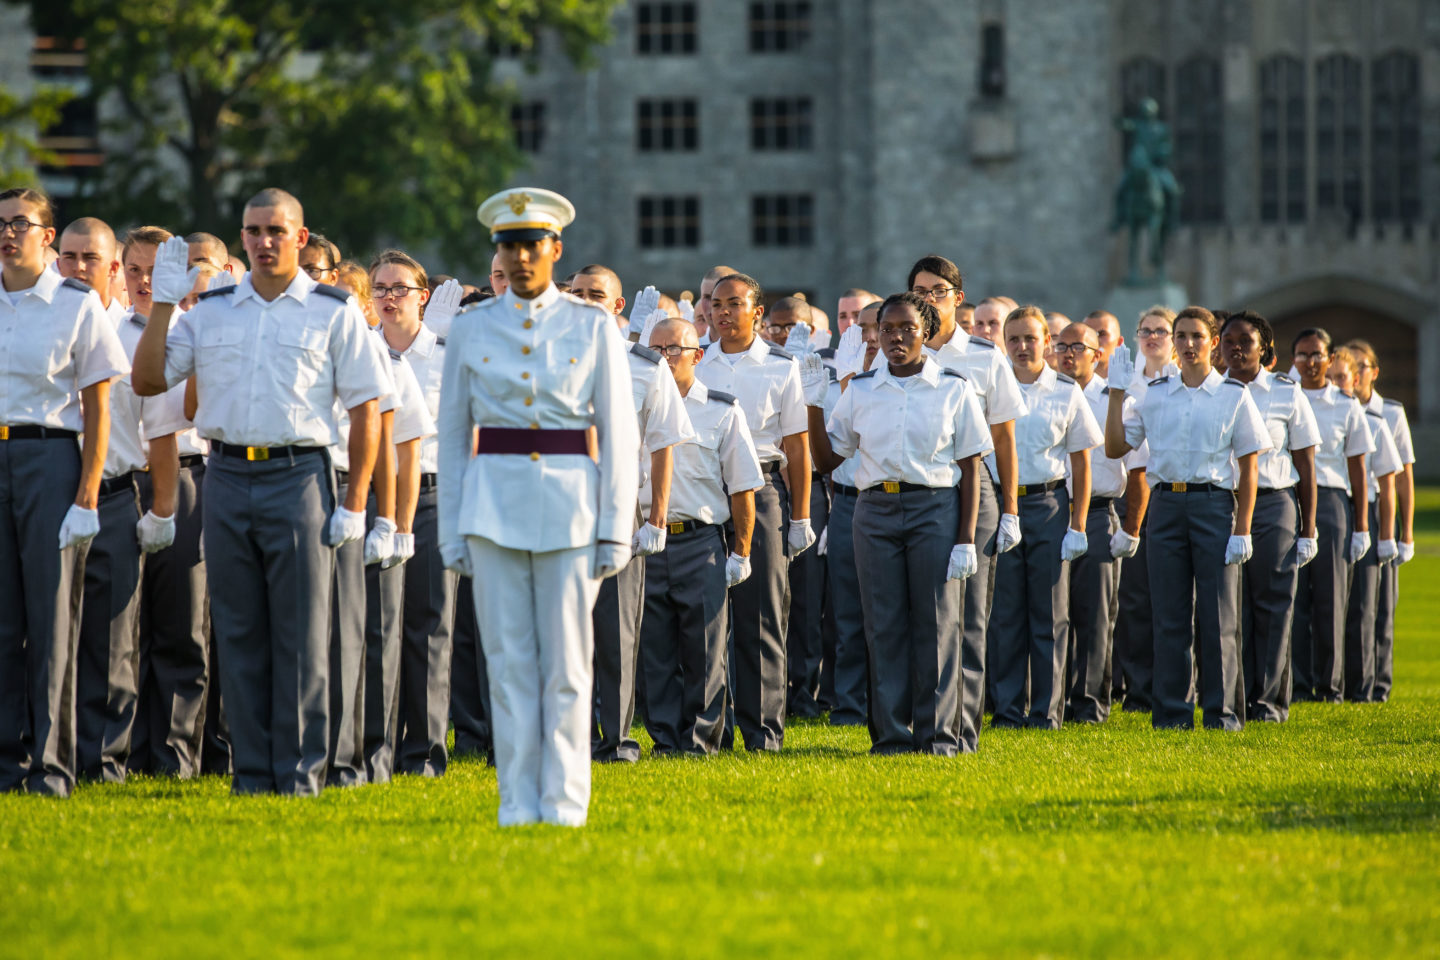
[0,185,1415,827]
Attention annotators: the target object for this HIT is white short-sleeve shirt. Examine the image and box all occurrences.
[696,336,807,466]
[1302,384,1372,492]
[1122,369,1272,488]
[642,379,765,526]
[1009,365,1103,487]
[1243,370,1321,490]
[1074,374,1145,499]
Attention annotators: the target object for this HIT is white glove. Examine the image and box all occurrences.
[383,531,414,569]
[946,543,978,581]
[677,296,694,323]
[136,510,176,554]
[593,540,631,579]
[835,325,866,381]
[440,540,473,577]
[1225,534,1253,565]
[1348,530,1371,564]
[364,516,397,566]
[631,522,667,557]
[996,513,1022,554]
[1106,344,1139,392]
[816,525,828,556]
[628,286,660,336]
[57,504,101,551]
[1377,539,1398,564]
[1398,541,1415,565]
[206,270,236,292]
[785,321,814,356]
[1296,536,1318,568]
[788,517,816,556]
[1110,529,1140,559]
[725,552,752,587]
[150,236,200,305]
[640,308,668,347]
[328,505,367,548]
[1061,528,1090,563]
[424,278,463,329]
[800,353,829,408]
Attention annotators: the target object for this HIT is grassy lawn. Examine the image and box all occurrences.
[4,494,1439,958]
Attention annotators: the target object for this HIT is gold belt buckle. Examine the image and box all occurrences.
[668,522,685,535]
[1173,481,1187,492]
[1017,484,1028,496]
[246,446,270,462]
[883,481,900,494]
[0,426,8,440]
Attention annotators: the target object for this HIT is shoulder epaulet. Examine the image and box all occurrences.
[941,367,967,379]
[1101,386,1111,395]
[707,389,737,405]
[852,369,878,380]
[817,347,836,359]
[1056,372,1077,385]
[434,335,447,347]
[1224,377,1246,387]
[1383,397,1401,407]
[1366,408,1384,419]
[60,277,93,294]
[197,286,235,300]
[1148,376,1169,386]
[312,283,350,303]
[767,345,795,361]
[1275,373,1295,384]
[388,348,403,362]
[969,335,995,349]
[629,343,662,364]
[827,365,839,382]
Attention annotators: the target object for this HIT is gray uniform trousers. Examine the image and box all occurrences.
[1291,487,1350,702]
[1240,488,1300,722]
[786,476,829,718]
[728,466,791,750]
[1343,499,1382,703]
[130,461,209,778]
[200,627,231,775]
[76,478,144,782]
[958,478,1000,750]
[450,573,492,759]
[1112,498,1153,710]
[1147,487,1245,730]
[204,450,334,796]
[989,487,1071,729]
[1374,552,1399,702]
[1066,498,1120,724]
[362,494,405,783]
[639,523,730,754]
[592,535,645,763]
[0,437,87,796]
[824,488,868,725]
[326,480,367,787]
[854,486,963,755]
[399,487,454,776]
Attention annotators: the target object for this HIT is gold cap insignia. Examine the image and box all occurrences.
[506,192,532,215]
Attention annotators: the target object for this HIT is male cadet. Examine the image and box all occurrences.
[697,273,813,750]
[489,253,509,296]
[970,296,1014,344]
[573,264,693,763]
[1043,312,1071,371]
[118,228,213,779]
[1083,310,1124,378]
[0,187,129,796]
[1056,323,1148,723]
[641,318,763,753]
[955,301,976,334]
[912,258,1025,752]
[133,188,389,796]
[835,288,879,335]
[57,219,179,783]
[694,264,737,345]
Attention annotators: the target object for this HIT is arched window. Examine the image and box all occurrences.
[1259,55,1306,223]
[1371,51,1420,222]
[1314,54,1363,218]
[1174,56,1223,223]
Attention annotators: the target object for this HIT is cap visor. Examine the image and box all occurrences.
[491,228,559,243]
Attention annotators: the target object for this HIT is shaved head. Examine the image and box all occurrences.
[1059,321,1098,348]
[61,217,117,256]
[244,187,304,223]
[652,317,698,348]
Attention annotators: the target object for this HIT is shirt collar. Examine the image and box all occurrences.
[874,355,941,389]
[230,270,317,307]
[1364,391,1384,414]
[1083,374,1107,397]
[684,378,709,405]
[1024,363,1058,392]
[1247,369,1275,393]
[18,266,63,304]
[1169,368,1224,395]
[126,308,145,329]
[703,335,770,365]
[402,321,438,358]
[505,284,562,313]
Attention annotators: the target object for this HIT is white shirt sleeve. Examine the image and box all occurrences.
[826,382,860,460]
[593,321,642,544]
[776,360,808,437]
[163,309,198,389]
[436,314,475,552]
[984,351,1027,424]
[1386,402,1415,465]
[641,360,696,452]
[1064,388,1105,453]
[74,293,130,389]
[332,300,390,411]
[389,354,436,445]
[718,405,765,496]
[1122,392,1147,450]
[1343,401,1375,457]
[952,384,994,461]
[1230,389,1271,458]
[1287,387,1321,451]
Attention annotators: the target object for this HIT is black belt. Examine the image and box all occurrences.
[1159,481,1223,493]
[664,519,713,535]
[179,454,206,469]
[832,483,861,498]
[762,460,783,474]
[1010,478,1065,497]
[1089,496,1115,509]
[1256,486,1292,497]
[214,442,324,462]
[335,469,349,485]
[99,472,136,496]
[420,473,438,490]
[863,481,931,494]
[0,425,77,441]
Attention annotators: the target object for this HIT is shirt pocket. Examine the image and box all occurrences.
[678,432,721,481]
[274,318,328,393]
[543,337,595,412]
[197,321,247,388]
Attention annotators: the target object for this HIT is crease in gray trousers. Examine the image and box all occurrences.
[450,573,492,759]
[824,489,868,725]
[592,505,645,763]
[1240,488,1300,722]
[327,480,367,787]
[958,477,999,750]
[1344,499,1382,702]
[727,469,790,751]
[76,480,144,783]
[1290,486,1350,703]
[204,451,334,796]
[399,488,454,776]
[639,524,730,754]
[362,494,405,783]
[1146,488,1245,730]
[988,487,1070,729]
[853,486,963,756]
[786,477,829,718]
[1112,496,1153,711]
[1066,499,1119,724]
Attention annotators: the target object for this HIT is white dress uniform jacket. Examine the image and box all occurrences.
[1302,384,1373,491]
[1244,370,1321,489]
[695,336,806,466]
[1122,370,1272,487]
[1008,365,1104,487]
[641,379,764,525]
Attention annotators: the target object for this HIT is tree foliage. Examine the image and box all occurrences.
[21,0,615,268]
[0,83,73,185]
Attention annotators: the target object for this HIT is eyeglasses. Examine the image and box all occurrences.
[1052,342,1097,356]
[0,218,41,236]
[1136,327,1172,339]
[765,324,797,336]
[1293,351,1328,363]
[372,284,424,300]
[654,345,701,358]
[302,264,336,279]
[910,286,956,301]
[1355,362,1377,372]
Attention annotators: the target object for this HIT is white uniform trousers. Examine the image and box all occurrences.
[467,536,598,827]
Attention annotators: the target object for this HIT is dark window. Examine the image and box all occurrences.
[979,23,1005,98]
[750,98,813,151]
[637,196,700,248]
[1315,54,1363,218]
[510,102,545,153]
[1371,51,1421,222]
[1259,55,1306,223]
[636,3,697,55]
[636,99,698,152]
[749,2,811,53]
[1173,57,1224,223]
[751,194,813,247]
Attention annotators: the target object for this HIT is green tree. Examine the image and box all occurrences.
[20,0,615,268]
[0,83,73,184]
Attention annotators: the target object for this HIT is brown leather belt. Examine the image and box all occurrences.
[475,427,590,458]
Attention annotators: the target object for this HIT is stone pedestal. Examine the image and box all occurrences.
[1103,281,1188,349]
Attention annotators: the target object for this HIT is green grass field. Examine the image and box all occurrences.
[4,495,1439,959]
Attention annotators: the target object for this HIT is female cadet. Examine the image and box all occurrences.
[1288,329,1372,703]
[1105,306,1271,730]
[1217,311,1319,722]
[800,292,991,755]
[1111,306,1177,712]
[1329,346,1401,702]
[990,305,1102,730]
[1346,339,1416,702]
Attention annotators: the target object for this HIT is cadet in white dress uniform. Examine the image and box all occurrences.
[438,189,638,827]
[0,189,130,796]
[133,190,389,796]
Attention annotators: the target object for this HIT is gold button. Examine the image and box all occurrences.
[529,422,540,429]
[524,397,533,406]
[521,371,530,380]
[514,303,522,310]
[529,451,540,460]
[569,357,577,364]
[482,357,489,363]
[523,320,533,329]
[521,345,532,355]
